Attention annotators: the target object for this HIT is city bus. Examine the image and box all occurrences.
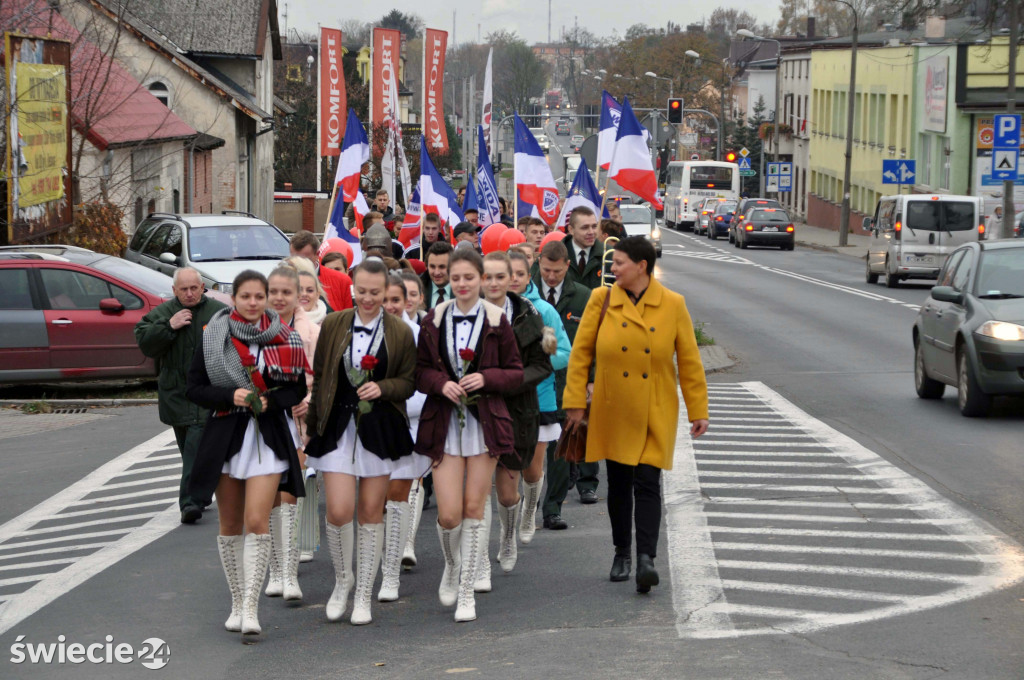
[663,160,741,231]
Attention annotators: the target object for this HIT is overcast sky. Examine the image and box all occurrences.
[281,0,778,45]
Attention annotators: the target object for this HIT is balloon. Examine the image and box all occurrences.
[499,229,526,251]
[540,230,564,251]
[350,227,361,238]
[480,225,508,255]
[323,238,354,266]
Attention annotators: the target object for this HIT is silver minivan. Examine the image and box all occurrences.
[864,195,984,288]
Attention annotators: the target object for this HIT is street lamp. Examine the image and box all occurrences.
[644,71,674,100]
[828,0,859,247]
[737,29,782,197]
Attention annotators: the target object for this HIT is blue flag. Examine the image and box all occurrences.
[476,125,502,227]
[556,157,608,228]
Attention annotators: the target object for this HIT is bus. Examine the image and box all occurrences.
[663,160,741,230]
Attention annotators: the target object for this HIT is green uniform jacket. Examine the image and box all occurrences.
[562,234,605,290]
[532,279,591,410]
[134,295,227,427]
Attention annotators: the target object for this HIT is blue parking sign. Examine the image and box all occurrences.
[991,115,1021,181]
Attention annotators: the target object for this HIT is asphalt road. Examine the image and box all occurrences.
[2,234,1023,679]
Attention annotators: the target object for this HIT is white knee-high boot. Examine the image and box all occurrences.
[497,500,520,573]
[378,501,409,602]
[264,506,283,596]
[325,521,354,621]
[455,518,485,622]
[280,503,302,600]
[436,522,462,607]
[474,491,492,593]
[217,535,244,632]
[403,481,425,569]
[351,523,383,625]
[297,469,320,563]
[241,533,273,636]
[520,474,544,544]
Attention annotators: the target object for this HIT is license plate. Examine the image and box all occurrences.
[762,226,778,232]
[907,256,932,264]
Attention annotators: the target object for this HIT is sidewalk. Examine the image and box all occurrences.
[793,220,869,259]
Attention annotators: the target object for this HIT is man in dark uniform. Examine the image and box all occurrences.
[135,268,226,524]
[533,240,591,530]
[420,240,454,309]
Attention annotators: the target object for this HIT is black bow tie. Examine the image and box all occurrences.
[353,326,372,335]
[453,314,477,325]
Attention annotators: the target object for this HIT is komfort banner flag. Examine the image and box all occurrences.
[476,125,502,227]
[319,27,346,156]
[514,113,560,225]
[371,27,402,155]
[423,28,450,154]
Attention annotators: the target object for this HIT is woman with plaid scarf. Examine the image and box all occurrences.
[186,270,309,640]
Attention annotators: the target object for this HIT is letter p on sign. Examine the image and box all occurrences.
[994,114,1021,148]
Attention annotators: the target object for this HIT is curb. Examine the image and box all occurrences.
[796,240,867,260]
[700,345,734,373]
[0,398,158,408]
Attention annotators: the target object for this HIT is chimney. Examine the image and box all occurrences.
[925,16,946,39]
[807,17,816,39]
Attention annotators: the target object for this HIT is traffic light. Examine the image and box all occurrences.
[667,98,683,124]
[724,150,738,163]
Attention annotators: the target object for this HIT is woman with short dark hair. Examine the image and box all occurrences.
[563,236,710,594]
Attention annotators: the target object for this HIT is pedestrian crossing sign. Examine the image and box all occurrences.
[738,157,752,170]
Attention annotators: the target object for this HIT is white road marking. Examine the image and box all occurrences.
[0,429,180,636]
[666,382,1024,640]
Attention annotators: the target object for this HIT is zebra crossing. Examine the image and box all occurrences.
[0,429,181,636]
[664,382,1024,639]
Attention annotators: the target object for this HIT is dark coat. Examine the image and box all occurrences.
[185,347,307,506]
[305,310,416,437]
[414,299,524,461]
[499,293,552,469]
[134,294,226,427]
[562,233,605,290]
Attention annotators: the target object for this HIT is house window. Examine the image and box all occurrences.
[919,134,932,186]
[148,81,171,107]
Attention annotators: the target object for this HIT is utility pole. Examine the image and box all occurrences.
[835,0,858,247]
[1002,0,1019,240]
[548,0,551,44]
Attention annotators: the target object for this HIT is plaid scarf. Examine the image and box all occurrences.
[203,308,307,400]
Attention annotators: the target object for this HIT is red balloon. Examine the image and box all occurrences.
[540,230,564,250]
[323,237,354,266]
[480,225,508,255]
[499,229,526,251]
[349,227,361,238]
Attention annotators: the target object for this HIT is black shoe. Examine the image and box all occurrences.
[180,505,202,524]
[579,489,598,505]
[543,514,568,530]
[609,554,631,582]
[635,554,659,593]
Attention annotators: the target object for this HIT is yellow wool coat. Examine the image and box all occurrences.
[562,279,709,470]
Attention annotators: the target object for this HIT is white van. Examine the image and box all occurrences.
[863,194,984,288]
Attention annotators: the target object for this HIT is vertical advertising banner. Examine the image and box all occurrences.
[319,28,345,157]
[922,56,948,134]
[423,28,450,155]
[371,27,402,156]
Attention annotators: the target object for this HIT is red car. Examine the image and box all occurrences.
[0,252,174,383]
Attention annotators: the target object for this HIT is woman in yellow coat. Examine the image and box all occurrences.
[564,236,709,594]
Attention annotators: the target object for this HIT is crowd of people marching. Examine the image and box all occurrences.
[135,195,709,640]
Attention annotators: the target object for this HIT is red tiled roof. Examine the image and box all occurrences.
[2,0,196,150]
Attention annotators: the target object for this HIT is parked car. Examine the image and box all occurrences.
[864,194,984,288]
[731,198,783,243]
[0,253,174,383]
[555,121,570,136]
[913,240,1024,416]
[695,198,722,235]
[571,134,584,152]
[708,200,738,240]
[126,212,291,294]
[734,208,795,250]
[618,204,662,257]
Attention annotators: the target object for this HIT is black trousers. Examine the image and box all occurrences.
[172,424,204,510]
[605,460,662,559]
[542,439,571,517]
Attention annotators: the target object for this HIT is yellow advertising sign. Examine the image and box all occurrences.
[16,62,67,207]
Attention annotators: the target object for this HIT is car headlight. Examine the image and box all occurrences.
[651,228,661,239]
[212,282,232,295]
[976,321,1024,341]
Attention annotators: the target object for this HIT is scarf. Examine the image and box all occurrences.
[304,299,327,325]
[203,308,307,396]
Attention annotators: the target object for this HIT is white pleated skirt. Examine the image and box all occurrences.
[222,419,289,479]
[443,409,488,458]
[538,422,562,443]
[305,420,397,478]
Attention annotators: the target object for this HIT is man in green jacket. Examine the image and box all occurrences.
[134,268,226,524]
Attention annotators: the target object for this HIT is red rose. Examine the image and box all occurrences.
[239,355,256,368]
[360,355,379,371]
[459,349,475,362]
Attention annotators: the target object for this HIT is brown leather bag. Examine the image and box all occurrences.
[555,289,611,463]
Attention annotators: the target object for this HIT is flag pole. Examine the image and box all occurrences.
[598,173,611,218]
[325,181,339,233]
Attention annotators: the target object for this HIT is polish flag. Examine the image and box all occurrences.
[397,185,422,248]
[597,91,622,171]
[418,136,464,238]
[514,113,559,225]
[609,98,662,209]
[333,109,369,202]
